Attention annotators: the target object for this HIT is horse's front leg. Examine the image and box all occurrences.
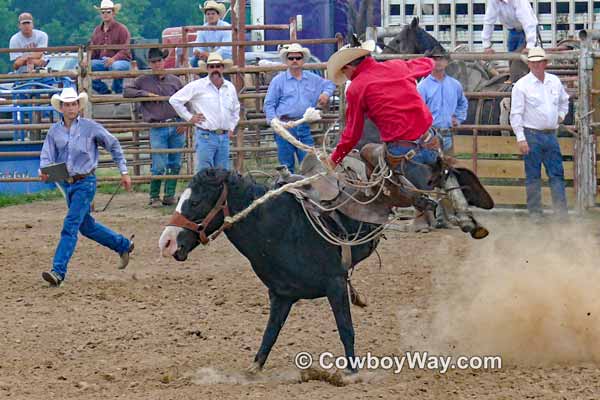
[326,275,357,374]
[248,290,294,374]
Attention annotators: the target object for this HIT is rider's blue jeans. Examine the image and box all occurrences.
[386,143,439,190]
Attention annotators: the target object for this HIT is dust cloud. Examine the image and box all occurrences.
[405,216,600,365]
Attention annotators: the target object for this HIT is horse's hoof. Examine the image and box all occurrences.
[470,225,489,239]
[350,292,368,308]
[246,362,263,376]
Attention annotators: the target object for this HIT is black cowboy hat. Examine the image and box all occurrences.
[425,47,450,59]
[148,48,169,62]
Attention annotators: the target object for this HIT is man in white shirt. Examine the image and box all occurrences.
[482,0,538,53]
[169,52,240,171]
[510,47,569,221]
[9,13,48,73]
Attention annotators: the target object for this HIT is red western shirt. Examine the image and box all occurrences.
[90,20,131,61]
[330,56,434,164]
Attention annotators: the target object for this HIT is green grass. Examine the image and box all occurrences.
[0,190,63,208]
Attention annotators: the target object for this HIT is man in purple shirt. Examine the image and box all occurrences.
[39,87,134,287]
[124,48,186,207]
[87,0,131,94]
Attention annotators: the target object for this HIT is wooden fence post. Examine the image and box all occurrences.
[576,30,598,212]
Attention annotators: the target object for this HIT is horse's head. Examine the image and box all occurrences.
[159,168,232,261]
[383,17,443,55]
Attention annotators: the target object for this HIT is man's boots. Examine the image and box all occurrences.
[149,179,162,207]
[163,168,179,206]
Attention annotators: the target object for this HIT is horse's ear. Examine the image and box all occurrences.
[350,33,361,48]
[411,17,419,29]
[215,168,230,185]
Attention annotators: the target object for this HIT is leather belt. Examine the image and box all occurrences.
[524,127,556,134]
[151,117,179,123]
[386,139,420,149]
[68,170,95,184]
[201,128,227,135]
[279,115,302,122]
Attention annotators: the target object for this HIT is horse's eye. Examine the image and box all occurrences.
[190,201,200,207]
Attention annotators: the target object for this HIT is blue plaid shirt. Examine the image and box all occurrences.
[192,20,232,60]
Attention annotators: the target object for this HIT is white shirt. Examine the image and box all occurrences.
[169,77,240,131]
[482,0,538,49]
[9,29,48,61]
[510,72,569,142]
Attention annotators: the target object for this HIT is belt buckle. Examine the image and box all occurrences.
[405,149,417,160]
[67,176,74,184]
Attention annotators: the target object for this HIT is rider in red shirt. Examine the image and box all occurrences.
[326,40,437,169]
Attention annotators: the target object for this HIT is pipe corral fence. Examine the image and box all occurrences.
[0,3,598,212]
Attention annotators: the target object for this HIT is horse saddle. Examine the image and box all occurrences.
[277,152,394,225]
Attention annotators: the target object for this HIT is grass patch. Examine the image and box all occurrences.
[0,190,62,208]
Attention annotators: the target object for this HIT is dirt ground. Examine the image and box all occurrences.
[2,192,600,400]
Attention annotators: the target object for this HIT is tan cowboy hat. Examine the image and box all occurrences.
[327,39,375,85]
[51,87,88,112]
[198,52,233,70]
[521,47,548,63]
[94,0,122,13]
[279,43,311,62]
[200,1,226,17]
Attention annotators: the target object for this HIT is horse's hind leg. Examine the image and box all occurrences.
[326,276,357,374]
[249,290,294,374]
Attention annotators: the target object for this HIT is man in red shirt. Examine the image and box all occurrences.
[326,41,438,178]
[325,41,493,238]
[87,0,131,94]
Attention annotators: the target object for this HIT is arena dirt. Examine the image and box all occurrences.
[1,193,600,399]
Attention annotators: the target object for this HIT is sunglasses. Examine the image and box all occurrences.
[20,21,32,25]
[207,64,224,69]
[101,10,113,14]
[287,56,303,61]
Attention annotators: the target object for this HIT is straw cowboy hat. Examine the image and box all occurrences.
[198,52,233,70]
[327,39,375,85]
[521,47,548,63]
[200,1,226,17]
[279,43,311,62]
[51,87,88,112]
[94,0,122,13]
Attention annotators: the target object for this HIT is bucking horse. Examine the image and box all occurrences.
[159,167,381,374]
[158,106,494,375]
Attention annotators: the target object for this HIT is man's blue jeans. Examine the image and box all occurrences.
[387,143,439,190]
[150,126,185,175]
[195,129,230,171]
[91,58,131,94]
[275,123,313,174]
[508,29,526,52]
[52,175,131,280]
[523,128,567,215]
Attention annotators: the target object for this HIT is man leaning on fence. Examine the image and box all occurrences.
[510,47,569,223]
[9,13,48,73]
[39,87,134,287]
[190,1,232,68]
[86,0,131,94]
[482,0,539,53]
[264,43,335,174]
[169,52,239,171]
[124,48,184,207]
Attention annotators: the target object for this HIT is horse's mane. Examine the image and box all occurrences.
[191,168,268,203]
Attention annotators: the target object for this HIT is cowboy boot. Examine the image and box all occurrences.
[163,168,179,206]
[149,180,162,207]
